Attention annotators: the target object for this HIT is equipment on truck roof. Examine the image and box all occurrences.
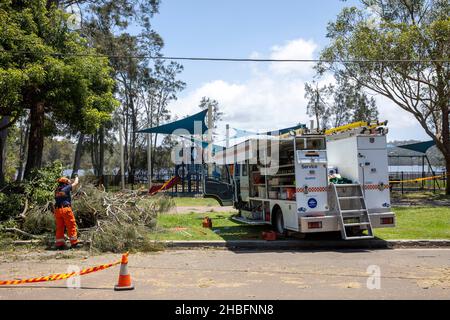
[325,120,388,136]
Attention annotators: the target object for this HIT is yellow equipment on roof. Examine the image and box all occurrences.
[273,121,387,139]
[325,120,388,136]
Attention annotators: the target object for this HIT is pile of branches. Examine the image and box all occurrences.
[73,185,174,252]
[2,184,175,253]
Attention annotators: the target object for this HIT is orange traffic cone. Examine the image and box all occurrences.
[114,252,135,291]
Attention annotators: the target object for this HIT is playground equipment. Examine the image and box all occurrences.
[204,121,396,240]
[149,176,180,195]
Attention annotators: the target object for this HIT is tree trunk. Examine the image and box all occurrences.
[128,109,136,185]
[151,133,158,179]
[445,155,450,196]
[24,102,45,180]
[16,117,29,182]
[123,117,129,181]
[0,117,9,185]
[90,134,98,176]
[315,89,320,131]
[99,127,104,177]
[442,104,449,195]
[71,133,84,178]
[436,63,450,195]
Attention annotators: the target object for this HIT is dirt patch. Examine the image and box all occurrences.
[415,267,450,289]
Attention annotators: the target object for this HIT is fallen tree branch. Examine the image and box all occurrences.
[18,198,29,219]
[3,227,43,239]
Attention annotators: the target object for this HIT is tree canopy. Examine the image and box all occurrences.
[319,0,450,193]
[0,0,118,178]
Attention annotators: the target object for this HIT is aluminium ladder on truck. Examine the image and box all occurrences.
[331,183,374,240]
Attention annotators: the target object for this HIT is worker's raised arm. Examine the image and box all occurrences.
[71,175,79,188]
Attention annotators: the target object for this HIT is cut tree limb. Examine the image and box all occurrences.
[4,227,43,239]
[18,198,29,219]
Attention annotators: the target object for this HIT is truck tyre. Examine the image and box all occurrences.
[273,208,286,235]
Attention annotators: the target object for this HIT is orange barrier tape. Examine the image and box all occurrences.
[0,256,124,286]
[390,173,449,184]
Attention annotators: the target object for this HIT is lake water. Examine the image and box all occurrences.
[388,165,445,173]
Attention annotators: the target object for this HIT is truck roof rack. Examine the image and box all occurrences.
[325,120,388,136]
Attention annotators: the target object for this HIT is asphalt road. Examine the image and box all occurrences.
[0,248,449,299]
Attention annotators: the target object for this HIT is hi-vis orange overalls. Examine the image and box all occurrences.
[54,183,78,247]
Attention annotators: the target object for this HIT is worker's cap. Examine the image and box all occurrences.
[57,177,70,184]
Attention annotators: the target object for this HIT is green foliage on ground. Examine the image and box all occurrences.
[0,165,176,252]
[69,186,175,253]
[22,206,55,235]
[0,192,24,221]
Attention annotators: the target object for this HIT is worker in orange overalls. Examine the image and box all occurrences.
[54,174,79,249]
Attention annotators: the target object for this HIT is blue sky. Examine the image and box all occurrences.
[152,0,356,88]
[151,0,429,142]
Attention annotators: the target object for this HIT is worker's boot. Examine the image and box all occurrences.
[55,245,68,251]
[70,242,80,249]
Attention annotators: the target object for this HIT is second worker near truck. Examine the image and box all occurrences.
[54,174,79,249]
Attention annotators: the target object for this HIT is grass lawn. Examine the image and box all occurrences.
[152,212,271,241]
[374,206,450,240]
[172,197,221,207]
[152,206,450,241]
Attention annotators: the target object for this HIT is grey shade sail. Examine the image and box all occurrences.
[397,140,435,154]
[137,109,209,135]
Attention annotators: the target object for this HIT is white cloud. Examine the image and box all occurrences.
[269,38,317,77]
[168,37,428,144]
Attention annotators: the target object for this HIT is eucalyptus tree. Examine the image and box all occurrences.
[0,0,118,180]
[304,82,334,130]
[319,0,450,193]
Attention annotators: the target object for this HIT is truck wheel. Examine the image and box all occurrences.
[273,209,286,235]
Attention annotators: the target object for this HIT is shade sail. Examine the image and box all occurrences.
[232,124,306,139]
[137,109,209,135]
[180,135,225,154]
[231,128,258,139]
[397,140,435,154]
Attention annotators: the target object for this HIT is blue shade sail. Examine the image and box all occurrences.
[137,109,209,135]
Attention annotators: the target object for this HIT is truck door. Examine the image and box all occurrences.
[203,164,234,206]
[357,136,390,210]
[295,137,329,217]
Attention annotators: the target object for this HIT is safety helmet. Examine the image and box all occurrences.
[57,177,70,184]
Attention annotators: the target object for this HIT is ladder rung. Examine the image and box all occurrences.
[341,209,367,213]
[338,196,363,200]
[343,222,371,227]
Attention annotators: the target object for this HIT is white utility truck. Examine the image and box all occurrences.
[203,122,395,240]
